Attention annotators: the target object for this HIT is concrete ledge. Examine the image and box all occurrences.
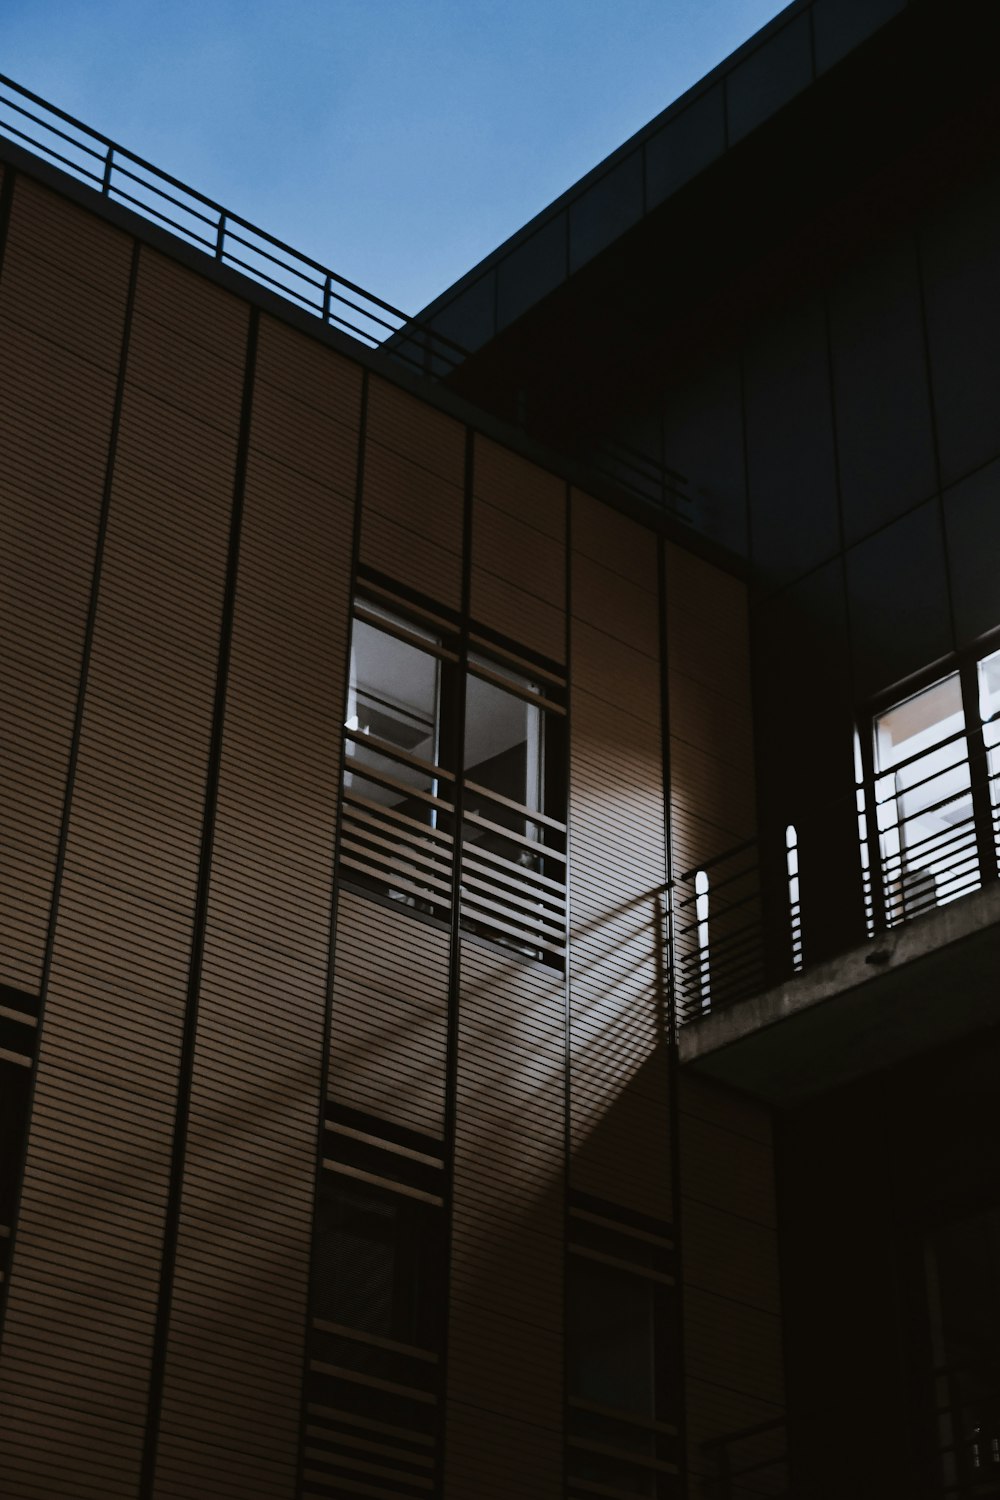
[679,882,1000,1104]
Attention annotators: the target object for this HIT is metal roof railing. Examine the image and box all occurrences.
[0,73,468,377]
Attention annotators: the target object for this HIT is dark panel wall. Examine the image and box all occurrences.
[780,1030,1000,1499]
[680,1074,785,1498]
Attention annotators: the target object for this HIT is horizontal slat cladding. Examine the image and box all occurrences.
[446,940,564,1497]
[0,244,241,1498]
[360,375,465,607]
[152,326,356,1500]
[571,488,659,591]
[474,436,565,539]
[678,1074,783,1474]
[469,566,565,663]
[0,178,131,993]
[470,435,566,661]
[1,177,132,359]
[330,889,449,1141]
[569,502,670,1223]
[446,1407,564,1500]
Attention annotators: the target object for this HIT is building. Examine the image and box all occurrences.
[0,1,998,1496]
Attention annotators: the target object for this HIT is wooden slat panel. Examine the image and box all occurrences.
[568,498,669,1222]
[445,940,564,1497]
[151,320,356,1500]
[469,566,565,662]
[474,435,565,539]
[0,179,131,994]
[329,889,450,1140]
[470,439,566,659]
[571,488,659,590]
[359,375,465,606]
[0,244,241,1499]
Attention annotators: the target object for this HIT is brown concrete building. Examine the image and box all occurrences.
[0,2,998,1497]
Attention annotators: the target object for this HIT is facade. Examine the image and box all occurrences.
[0,3,998,1499]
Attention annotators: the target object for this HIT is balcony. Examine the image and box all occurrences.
[671,666,1000,1103]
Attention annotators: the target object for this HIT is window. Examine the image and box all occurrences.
[460,649,566,959]
[867,645,1000,928]
[566,1194,681,1499]
[304,1106,445,1495]
[341,595,456,917]
[0,986,38,1299]
[977,647,1000,863]
[341,583,567,961]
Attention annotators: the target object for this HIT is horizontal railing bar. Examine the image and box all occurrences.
[344,793,453,846]
[108,183,217,251]
[339,857,450,911]
[345,761,454,813]
[345,729,455,784]
[464,778,565,833]
[111,156,219,227]
[0,116,104,185]
[460,888,565,942]
[0,93,106,163]
[460,877,565,928]
[459,901,565,956]
[463,809,566,862]
[872,724,977,783]
[340,836,453,894]
[0,71,469,370]
[461,835,566,893]
[460,861,566,914]
[224,223,327,291]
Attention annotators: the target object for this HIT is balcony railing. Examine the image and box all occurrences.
[670,733,1000,1028]
[0,73,466,377]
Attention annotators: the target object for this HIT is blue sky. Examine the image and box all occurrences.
[2,1,791,314]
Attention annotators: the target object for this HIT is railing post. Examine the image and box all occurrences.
[102,145,114,194]
[322,273,332,323]
[856,728,888,934]
[215,212,226,261]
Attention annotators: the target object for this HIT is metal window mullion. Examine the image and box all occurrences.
[960,657,998,886]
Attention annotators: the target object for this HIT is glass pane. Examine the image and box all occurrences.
[978,649,1000,868]
[313,1179,443,1351]
[0,1059,30,1229]
[464,671,542,820]
[345,619,442,822]
[567,1260,656,1420]
[873,675,975,920]
[875,673,964,772]
[347,618,439,763]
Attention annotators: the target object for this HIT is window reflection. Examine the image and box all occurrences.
[977,648,1000,874]
[873,674,975,921]
[464,669,543,821]
[567,1259,656,1421]
[347,614,440,761]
